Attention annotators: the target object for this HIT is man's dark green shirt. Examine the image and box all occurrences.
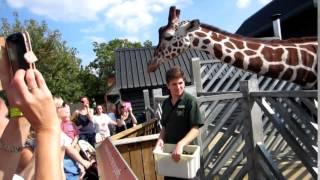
[161,91,203,144]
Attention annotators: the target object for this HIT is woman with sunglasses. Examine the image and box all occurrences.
[115,101,138,133]
[72,96,95,146]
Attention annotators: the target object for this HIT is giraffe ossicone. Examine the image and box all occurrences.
[148,6,318,89]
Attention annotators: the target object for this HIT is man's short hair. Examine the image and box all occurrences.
[165,66,185,84]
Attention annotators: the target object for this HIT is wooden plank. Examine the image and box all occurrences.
[145,49,162,86]
[197,92,243,103]
[135,49,146,87]
[129,143,144,180]
[113,134,159,146]
[117,144,131,165]
[129,50,140,88]
[115,51,122,89]
[120,51,128,89]
[125,50,134,88]
[250,90,317,98]
[141,49,152,87]
[141,141,157,180]
[255,98,317,178]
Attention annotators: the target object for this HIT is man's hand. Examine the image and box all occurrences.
[153,138,164,153]
[171,142,184,162]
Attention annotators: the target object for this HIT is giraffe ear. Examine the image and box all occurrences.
[186,19,200,32]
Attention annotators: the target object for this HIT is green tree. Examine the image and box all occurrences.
[89,39,152,94]
[0,14,84,102]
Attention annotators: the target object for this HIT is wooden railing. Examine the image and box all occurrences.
[110,118,162,180]
[111,118,159,141]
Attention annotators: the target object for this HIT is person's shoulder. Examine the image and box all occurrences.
[183,92,197,101]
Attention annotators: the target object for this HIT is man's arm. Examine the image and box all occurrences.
[172,126,200,161]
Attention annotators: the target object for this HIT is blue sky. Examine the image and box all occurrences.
[0,0,271,66]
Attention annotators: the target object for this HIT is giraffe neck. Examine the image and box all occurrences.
[187,24,318,88]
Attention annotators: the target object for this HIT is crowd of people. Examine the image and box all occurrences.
[0,49,202,180]
[0,68,139,179]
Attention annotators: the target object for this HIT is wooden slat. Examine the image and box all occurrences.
[125,51,134,88]
[135,49,146,87]
[141,141,157,180]
[120,51,128,89]
[117,145,131,165]
[129,50,139,88]
[129,143,144,180]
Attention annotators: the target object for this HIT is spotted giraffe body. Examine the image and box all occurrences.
[148,6,318,88]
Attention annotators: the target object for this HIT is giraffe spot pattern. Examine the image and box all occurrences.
[223,56,232,63]
[195,32,207,37]
[226,49,232,53]
[248,57,263,72]
[203,39,211,44]
[286,48,298,66]
[172,42,178,47]
[192,38,199,47]
[246,42,260,50]
[301,51,315,68]
[300,45,317,53]
[201,45,207,49]
[281,68,293,80]
[264,64,284,78]
[233,52,244,69]
[211,33,221,42]
[213,44,223,59]
[201,28,211,33]
[230,39,244,49]
[261,47,284,62]
[296,68,316,85]
[244,50,256,56]
[224,42,235,49]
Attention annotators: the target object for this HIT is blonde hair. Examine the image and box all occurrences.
[53,96,64,108]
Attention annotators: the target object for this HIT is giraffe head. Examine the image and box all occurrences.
[148,6,200,72]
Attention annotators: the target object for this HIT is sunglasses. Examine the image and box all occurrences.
[80,100,85,104]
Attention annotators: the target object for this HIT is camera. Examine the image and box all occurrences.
[0,31,37,91]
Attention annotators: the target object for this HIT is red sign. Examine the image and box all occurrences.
[96,137,137,180]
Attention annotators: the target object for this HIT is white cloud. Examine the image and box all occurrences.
[236,0,272,9]
[6,0,118,21]
[84,35,107,44]
[236,0,250,9]
[119,35,140,43]
[258,0,272,5]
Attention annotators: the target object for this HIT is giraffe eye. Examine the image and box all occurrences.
[164,36,173,41]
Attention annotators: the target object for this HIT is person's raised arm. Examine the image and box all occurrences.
[5,69,62,180]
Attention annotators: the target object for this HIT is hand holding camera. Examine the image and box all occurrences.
[0,31,38,91]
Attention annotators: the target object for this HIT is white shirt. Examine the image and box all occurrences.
[93,113,113,137]
[61,132,72,148]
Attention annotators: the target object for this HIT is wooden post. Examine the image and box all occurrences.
[191,57,203,93]
[143,89,151,121]
[239,79,264,180]
[152,88,163,111]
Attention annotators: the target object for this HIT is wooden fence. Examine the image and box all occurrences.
[149,58,317,179]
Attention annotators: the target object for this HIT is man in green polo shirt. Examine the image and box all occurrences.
[154,67,203,180]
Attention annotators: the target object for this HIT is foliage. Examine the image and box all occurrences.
[89,39,152,92]
[0,14,84,102]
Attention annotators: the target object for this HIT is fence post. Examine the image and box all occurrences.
[240,79,264,180]
[143,89,151,121]
[191,57,203,93]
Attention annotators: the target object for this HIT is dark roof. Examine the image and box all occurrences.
[236,0,317,38]
[115,47,213,90]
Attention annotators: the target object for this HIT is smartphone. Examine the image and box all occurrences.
[6,32,30,73]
